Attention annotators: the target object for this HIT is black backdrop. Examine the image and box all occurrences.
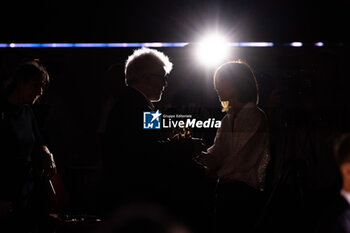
[1,45,349,213]
[1,0,350,219]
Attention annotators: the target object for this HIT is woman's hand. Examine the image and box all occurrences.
[41,146,57,179]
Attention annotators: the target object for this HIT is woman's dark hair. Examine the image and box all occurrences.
[2,60,49,97]
[214,60,259,111]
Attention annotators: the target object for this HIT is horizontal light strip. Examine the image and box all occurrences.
[290,42,303,47]
[0,42,341,48]
[229,42,274,47]
[314,42,324,47]
[0,42,190,48]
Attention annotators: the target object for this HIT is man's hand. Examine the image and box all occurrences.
[41,146,57,179]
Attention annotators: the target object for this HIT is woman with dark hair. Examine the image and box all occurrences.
[195,60,270,233]
[0,61,56,232]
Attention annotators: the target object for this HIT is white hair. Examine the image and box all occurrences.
[125,47,173,84]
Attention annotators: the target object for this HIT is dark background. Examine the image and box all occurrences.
[1,0,349,43]
[1,0,350,221]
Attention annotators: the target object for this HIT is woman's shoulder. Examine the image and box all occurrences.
[239,103,265,118]
[218,114,231,129]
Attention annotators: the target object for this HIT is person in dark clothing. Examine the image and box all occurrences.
[314,133,350,233]
[0,61,57,232]
[102,48,173,206]
[101,48,208,232]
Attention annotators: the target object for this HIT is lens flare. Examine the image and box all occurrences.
[195,34,230,67]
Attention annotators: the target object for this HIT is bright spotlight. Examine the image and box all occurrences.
[195,34,230,67]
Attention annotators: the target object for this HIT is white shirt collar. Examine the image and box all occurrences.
[340,189,350,205]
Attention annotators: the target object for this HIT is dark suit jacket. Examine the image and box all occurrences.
[103,86,164,198]
[100,87,215,233]
[315,193,350,233]
[102,88,211,226]
[0,98,48,231]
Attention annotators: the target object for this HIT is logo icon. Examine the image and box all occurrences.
[143,110,162,129]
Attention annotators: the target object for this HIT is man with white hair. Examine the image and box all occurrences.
[124,47,173,104]
[101,48,212,233]
[102,47,174,213]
